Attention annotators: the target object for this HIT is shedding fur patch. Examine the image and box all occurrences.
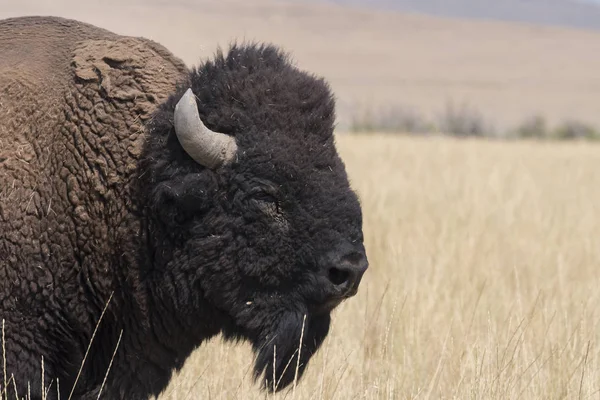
[72,38,185,108]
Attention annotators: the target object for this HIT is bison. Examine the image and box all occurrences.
[0,16,368,399]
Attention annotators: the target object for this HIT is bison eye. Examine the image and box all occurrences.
[252,192,281,214]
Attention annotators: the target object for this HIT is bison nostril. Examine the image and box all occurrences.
[328,267,351,287]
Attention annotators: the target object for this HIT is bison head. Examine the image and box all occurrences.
[142,43,368,391]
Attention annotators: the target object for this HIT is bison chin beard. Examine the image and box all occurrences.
[252,311,331,392]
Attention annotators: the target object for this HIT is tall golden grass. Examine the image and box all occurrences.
[157,134,600,399]
[3,134,599,399]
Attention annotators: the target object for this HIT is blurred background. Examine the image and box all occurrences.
[2,0,600,138]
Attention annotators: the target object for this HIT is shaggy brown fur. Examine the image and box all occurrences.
[0,16,187,398]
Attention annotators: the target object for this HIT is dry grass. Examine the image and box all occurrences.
[2,134,599,399]
[156,134,600,399]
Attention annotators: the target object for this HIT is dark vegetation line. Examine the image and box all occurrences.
[349,102,600,141]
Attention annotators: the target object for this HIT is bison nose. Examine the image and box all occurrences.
[327,251,368,298]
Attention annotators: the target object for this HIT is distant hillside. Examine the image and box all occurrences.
[2,0,600,131]
[307,0,600,30]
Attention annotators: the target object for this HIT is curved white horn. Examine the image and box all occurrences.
[174,88,237,168]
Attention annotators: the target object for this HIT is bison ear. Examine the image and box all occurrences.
[174,88,237,168]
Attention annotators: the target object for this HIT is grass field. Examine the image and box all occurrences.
[156,134,600,399]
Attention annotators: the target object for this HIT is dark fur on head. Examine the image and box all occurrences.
[140,43,367,391]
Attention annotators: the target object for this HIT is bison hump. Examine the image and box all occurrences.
[72,37,187,112]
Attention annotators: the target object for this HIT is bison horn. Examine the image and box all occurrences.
[174,88,237,168]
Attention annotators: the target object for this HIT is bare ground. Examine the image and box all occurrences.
[2,0,600,129]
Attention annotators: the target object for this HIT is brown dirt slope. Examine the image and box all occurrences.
[2,0,600,130]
